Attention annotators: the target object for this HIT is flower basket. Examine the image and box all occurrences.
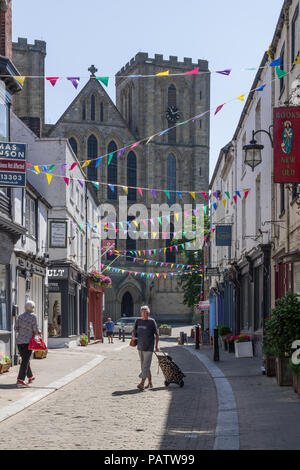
[34,350,48,359]
[0,362,11,374]
[80,335,89,347]
[89,272,112,289]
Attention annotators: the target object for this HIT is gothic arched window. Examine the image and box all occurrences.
[167,154,176,205]
[87,135,98,182]
[69,137,78,156]
[82,101,86,121]
[107,141,118,200]
[127,151,137,201]
[91,95,96,121]
[166,222,176,263]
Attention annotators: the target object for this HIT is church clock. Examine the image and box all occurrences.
[165,106,180,122]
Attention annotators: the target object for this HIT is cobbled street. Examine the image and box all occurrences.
[0,338,217,450]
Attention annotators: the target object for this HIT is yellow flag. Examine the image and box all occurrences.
[144,260,147,264]
[153,232,157,239]
[14,76,26,86]
[138,251,141,256]
[223,199,227,208]
[164,248,167,254]
[294,56,300,65]
[81,160,91,168]
[237,95,245,101]
[122,186,128,195]
[175,213,179,222]
[146,135,156,144]
[190,192,196,200]
[34,165,40,174]
[46,174,53,185]
[133,221,139,228]
[156,70,169,76]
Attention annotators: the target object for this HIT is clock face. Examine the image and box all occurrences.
[166,106,180,122]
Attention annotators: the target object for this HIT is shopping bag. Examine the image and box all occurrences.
[28,334,47,351]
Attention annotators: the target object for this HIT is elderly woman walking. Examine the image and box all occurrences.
[14,301,41,388]
[132,306,159,391]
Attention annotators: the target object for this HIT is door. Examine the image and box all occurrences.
[121,292,134,317]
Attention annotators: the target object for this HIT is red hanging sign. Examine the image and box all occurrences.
[274,107,300,183]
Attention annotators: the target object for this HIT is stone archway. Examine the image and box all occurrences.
[121,292,134,317]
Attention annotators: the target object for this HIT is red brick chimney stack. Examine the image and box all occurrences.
[0,0,12,59]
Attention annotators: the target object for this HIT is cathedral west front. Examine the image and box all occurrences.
[12,40,210,323]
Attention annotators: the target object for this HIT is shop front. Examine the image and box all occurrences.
[274,251,300,299]
[47,264,87,348]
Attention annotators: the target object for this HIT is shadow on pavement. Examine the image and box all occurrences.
[112,389,144,396]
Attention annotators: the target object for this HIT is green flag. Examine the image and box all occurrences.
[108,153,114,165]
[96,77,109,87]
[225,192,230,199]
[48,164,55,173]
[276,67,287,79]
[164,190,170,199]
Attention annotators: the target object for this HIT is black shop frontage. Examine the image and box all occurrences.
[47,263,87,348]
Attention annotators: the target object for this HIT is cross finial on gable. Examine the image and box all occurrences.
[88,65,98,77]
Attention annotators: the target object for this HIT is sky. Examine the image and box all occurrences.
[12,0,284,179]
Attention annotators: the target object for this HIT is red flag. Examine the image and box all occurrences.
[46,77,59,87]
[233,195,238,204]
[63,177,70,185]
[70,162,78,171]
[201,192,208,201]
[215,104,225,115]
[244,190,250,199]
[185,67,199,75]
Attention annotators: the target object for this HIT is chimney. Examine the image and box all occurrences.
[0,0,12,59]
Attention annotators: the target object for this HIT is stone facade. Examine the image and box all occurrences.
[12,50,210,323]
[12,38,46,136]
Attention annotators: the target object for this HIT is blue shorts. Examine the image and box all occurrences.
[107,331,114,337]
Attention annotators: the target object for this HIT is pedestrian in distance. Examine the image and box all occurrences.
[132,306,159,391]
[14,300,41,388]
[105,317,115,343]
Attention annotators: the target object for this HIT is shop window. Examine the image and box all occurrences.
[25,193,36,238]
[0,265,8,331]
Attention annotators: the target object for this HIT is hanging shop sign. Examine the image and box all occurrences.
[0,142,26,187]
[102,240,115,252]
[274,107,300,183]
[215,225,232,247]
[206,267,220,277]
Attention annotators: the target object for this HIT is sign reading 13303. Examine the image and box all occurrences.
[0,142,27,188]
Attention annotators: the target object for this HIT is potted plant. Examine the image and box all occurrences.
[159,324,172,336]
[0,351,11,374]
[80,334,89,347]
[234,335,253,358]
[264,293,300,387]
[218,326,232,351]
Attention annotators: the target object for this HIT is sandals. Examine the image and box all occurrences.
[137,383,145,391]
[145,383,153,389]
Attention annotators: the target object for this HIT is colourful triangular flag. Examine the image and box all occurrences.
[108,153,114,165]
[34,165,40,174]
[185,67,199,75]
[14,76,26,86]
[137,188,143,197]
[63,177,70,185]
[122,186,128,195]
[82,160,91,168]
[215,104,225,115]
[96,77,109,87]
[67,77,80,89]
[233,195,237,204]
[276,67,287,79]
[294,56,300,65]
[270,57,281,67]
[46,77,59,87]
[225,192,230,199]
[190,192,196,200]
[223,199,227,208]
[156,70,169,76]
[151,190,157,198]
[237,95,245,101]
[216,69,231,76]
[256,84,266,92]
[46,174,53,184]
[95,157,102,168]
[164,190,170,199]
[70,162,78,171]
[48,164,55,173]
[93,182,99,190]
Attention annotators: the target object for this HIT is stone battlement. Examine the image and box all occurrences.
[116,52,209,76]
[12,37,46,54]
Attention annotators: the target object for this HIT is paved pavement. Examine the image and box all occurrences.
[0,331,217,450]
[1,325,299,450]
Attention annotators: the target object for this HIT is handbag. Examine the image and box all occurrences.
[130,319,139,347]
[28,334,47,351]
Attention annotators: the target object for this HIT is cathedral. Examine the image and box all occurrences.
[12,39,210,322]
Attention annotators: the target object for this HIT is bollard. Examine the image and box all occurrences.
[180,331,185,345]
[195,325,200,350]
[119,328,122,340]
[122,328,125,342]
[213,328,220,362]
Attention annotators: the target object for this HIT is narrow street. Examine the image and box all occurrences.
[0,336,217,450]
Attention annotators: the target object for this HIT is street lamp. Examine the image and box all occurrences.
[243,127,274,172]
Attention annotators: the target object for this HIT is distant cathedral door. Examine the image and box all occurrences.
[121,292,134,317]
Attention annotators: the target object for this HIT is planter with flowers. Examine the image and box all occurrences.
[234,335,253,358]
[218,326,232,351]
[80,334,89,347]
[89,271,112,290]
[264,293,300,387]
[0,351,12,374]
[225,335,236,353]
